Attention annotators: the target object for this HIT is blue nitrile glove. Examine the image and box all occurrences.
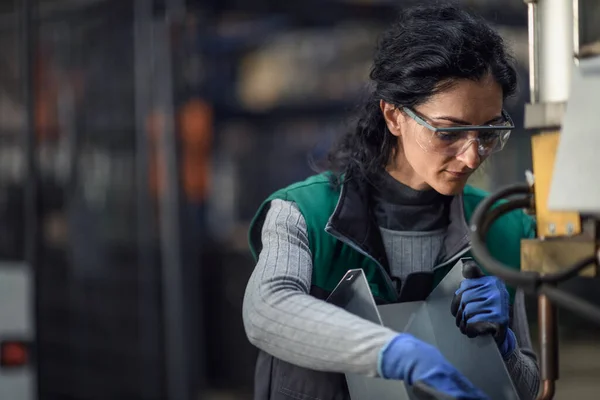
[378,333,489,399]
[450,271,516,358]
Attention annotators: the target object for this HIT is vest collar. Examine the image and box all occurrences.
[325,176,389,269]
[324,175,471,270]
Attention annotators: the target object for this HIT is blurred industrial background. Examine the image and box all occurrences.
[0,0,598,399]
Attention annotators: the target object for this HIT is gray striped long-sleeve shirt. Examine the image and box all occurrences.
[242,199,540,399]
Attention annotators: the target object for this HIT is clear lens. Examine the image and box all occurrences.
[415,124,511,156]
[404,106,514,156]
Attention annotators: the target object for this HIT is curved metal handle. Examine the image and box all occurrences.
[462,260,486,280]
[459,259,502,340]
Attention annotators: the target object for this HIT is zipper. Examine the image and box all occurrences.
[325,225,398,302]
[323,183,473,302]
[327,225,472,302]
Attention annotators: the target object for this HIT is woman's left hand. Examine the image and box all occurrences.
[450,275,516,358]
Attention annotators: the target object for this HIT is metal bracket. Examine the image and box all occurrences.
[524,102,566,130]
[521,238,597,277]
[531,132,581,237]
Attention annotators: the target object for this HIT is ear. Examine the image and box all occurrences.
[379,100,403,137]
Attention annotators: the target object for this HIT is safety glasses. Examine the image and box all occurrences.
[402,107,515,157]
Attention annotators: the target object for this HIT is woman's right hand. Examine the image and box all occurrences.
[378,333,489,400]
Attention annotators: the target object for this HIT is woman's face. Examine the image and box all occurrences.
[382,74,504,196]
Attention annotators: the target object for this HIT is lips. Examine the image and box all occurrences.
[446,170,470,178]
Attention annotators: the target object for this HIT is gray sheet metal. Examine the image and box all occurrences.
[405,259,519,400]
[327,270,411,399]
[330,259,519,400]
[378,302,423,332]
[345,373,412,400]
[326,269,384,325]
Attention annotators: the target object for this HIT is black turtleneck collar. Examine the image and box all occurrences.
[370,171,453,231]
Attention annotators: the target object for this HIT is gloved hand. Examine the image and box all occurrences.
[378,333,489,399]
[450,262,516,358]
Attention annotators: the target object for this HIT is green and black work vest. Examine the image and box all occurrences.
[248,173,535,400]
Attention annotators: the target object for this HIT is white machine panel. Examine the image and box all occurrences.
[0,263,35,400]
[549,56,600,215]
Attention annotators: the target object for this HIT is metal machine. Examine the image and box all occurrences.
[0,265,35,400]
[470,1,600,399]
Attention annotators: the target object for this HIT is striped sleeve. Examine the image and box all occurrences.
[505,289,541,400]
[242,199,397,376]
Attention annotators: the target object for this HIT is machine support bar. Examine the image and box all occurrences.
[537,294,558,400]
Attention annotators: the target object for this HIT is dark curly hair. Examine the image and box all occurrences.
[324,3,518,185]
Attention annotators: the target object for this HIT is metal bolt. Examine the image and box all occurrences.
[548,223,556,235]
[566,223,574,235]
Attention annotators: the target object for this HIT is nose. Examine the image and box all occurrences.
[456,140,481,169]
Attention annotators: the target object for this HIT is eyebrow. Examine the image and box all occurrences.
[432,115,504,125]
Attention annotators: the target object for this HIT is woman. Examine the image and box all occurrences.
[242,4,540,400]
